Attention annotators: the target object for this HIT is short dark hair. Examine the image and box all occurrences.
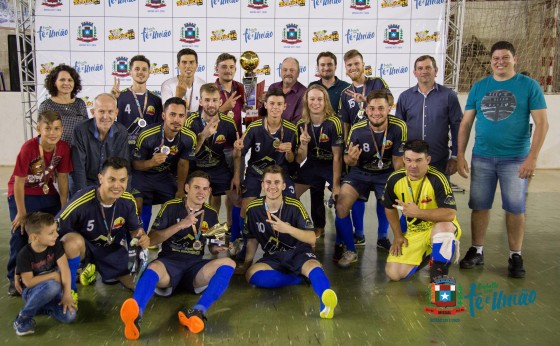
[100,157,130,175]
[414,55,437,70]
[44,64,82,98]
[177,48,198,64]
[490,41,516,56]
[403,139,430,156]
[186,170,211,185]
[262,165,285,181]
[200,83,220,96]
[37,110,62,125]
[215,53,237,69]
[163,97,187,112]
[343,49,363,63]
[130,55,151,69]
[316,51,337,66]
[23,212,56,235]
[366,89,390,104]
[264,88,285,102]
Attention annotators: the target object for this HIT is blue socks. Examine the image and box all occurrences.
[133,268,159,315]
[141,205,152,230]
[335,214,356,252]
[230,206,242,241]
[68,256,81,292]
[249,270,303,288]
[376,199,389,238]
[351,201,365,238]
[308,267,331,310]
[194,265,235,314]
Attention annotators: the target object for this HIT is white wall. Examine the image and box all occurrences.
[0,91,558,168]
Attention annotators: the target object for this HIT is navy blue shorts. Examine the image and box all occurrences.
[295,161,333,189]
[243,172,296,198]
[257,246,317,275]
[85,241,130,280]
[131,172,177,205]
[196,164,232,196]
[341,169,391,202]
[155,253,211,295]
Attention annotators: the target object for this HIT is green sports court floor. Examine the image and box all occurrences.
[1,167,559,345]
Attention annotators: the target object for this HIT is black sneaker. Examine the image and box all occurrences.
[376,237,391,251]
[459,247,484,269]
[430,261,451,283]
[332,243,345,263]
[178,308,207,334]
[354,235,366,246]
[508,254,526,278]
[8,280,20,296]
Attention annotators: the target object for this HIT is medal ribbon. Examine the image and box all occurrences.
[129,88,148,120]
[97,189,118,243]
[369,124,387,168]
[38,137,57,189]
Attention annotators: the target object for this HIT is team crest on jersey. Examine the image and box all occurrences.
[77,22,98,42]
[214,134,226,144]
[113,217,125,229]
[146,105,156,116]
[248,0,268,9]
[420,196,433,204]
[319,133,330,143]
[112,57,130,77]
[169,145,179,155]
[385,139,393,149]
[200,221,209,232]
[145,0,166,8]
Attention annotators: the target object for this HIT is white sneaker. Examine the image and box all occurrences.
[337,251,358,268]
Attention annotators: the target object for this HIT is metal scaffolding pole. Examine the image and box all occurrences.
[445,0,465,92]
[14,0,37,140]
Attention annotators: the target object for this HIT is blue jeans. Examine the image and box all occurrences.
[468,155,528,214]
[7,194,61,280]
[20,280,76,323]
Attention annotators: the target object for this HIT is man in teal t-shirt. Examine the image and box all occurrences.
[456,41,549,278]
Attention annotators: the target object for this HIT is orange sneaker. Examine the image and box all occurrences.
[178,308,207,334]
[120,298,141,340]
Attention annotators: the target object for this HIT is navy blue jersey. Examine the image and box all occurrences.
[244,196,314,254]
[117,89,163,147]
[185,112,238,169]
[151,199,219,257]
[56,186,141,247]
[339,77,392,125]
[296,116,343,162]
[133,123,196,174]
[242,119,298,176]
[346,116,407,174]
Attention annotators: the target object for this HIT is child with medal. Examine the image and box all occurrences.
[294,85,344,237]
[7,110,72,296]
[333,90,407,268]
[120,171,236,340]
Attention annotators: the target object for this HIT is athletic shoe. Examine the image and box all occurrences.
[430,261,451,282]
[314,227,325,238]
[354,235,366,246]
[120,298,141,340]
[178,308,207,334]
[320,289,338,319]
[13,315,35,336]
[332,243,345,263]
[337,251,358,268]
[508,254,526,278]
[459,247,484,269]
[79,263,97,286]
[71,289,79,309]
[8,280,20,296]
[376,237,391,251]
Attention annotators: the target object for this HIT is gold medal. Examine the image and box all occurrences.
[193,240,202,251]
[273,138,281,149]
[42,184,50,194]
